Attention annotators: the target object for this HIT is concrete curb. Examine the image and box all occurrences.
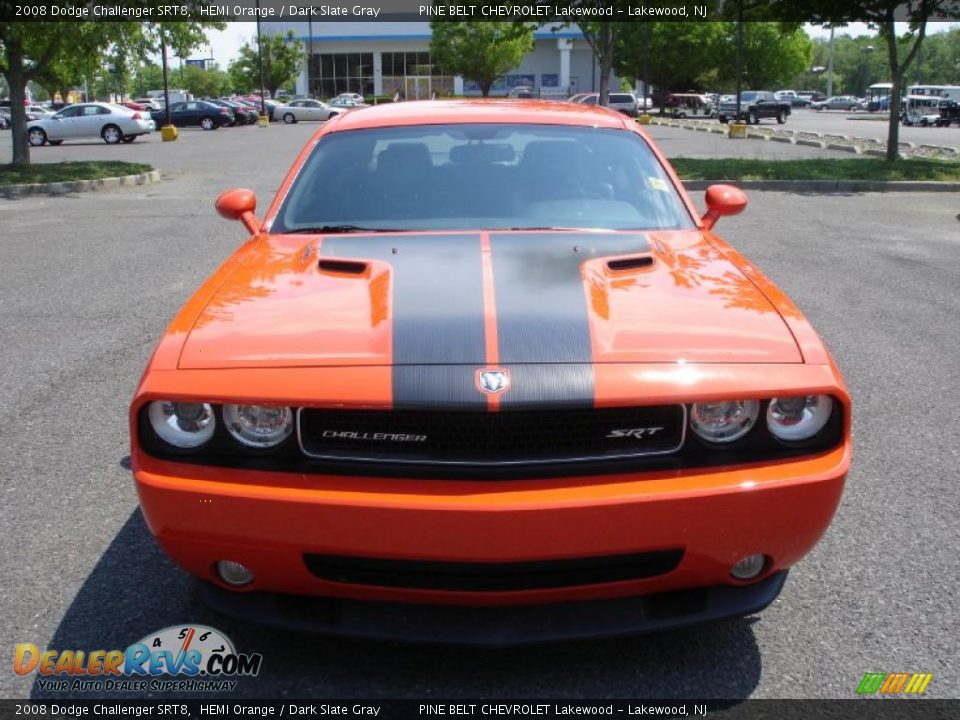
[682,179,960,193]
[650,117,960,160]
[0,169,160,199]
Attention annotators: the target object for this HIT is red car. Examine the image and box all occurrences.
[130,101,850,643]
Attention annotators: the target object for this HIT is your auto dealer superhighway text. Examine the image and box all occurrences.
[420,706,695,716]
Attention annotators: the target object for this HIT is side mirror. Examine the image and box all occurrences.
[701,184,748,230]
[215,188,261,235]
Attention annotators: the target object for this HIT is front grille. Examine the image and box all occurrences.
[303,550,684,591]
[297,405,685,466]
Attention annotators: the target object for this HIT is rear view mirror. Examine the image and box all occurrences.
[701,184,748,230]
[215,188,261,234]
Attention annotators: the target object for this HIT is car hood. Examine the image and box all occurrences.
[178,230,802,370]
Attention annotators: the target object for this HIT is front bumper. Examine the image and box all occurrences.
[198,571,789,645]
[133,441,848,612]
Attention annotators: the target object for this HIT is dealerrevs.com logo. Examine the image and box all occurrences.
[15,625,262,693]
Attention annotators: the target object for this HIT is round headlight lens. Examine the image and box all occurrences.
[767,395,833,442]
[689,400,760,444]
[147,401,216,449]
[223,404,294,448]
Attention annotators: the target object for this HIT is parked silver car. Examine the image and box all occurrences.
[27,102,153,145]
[575,93,641,117]
[811,96,864,112]
[279,99,340,124]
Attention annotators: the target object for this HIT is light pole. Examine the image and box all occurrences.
[256,0,268,124]
[308,19,313,98]
[826,26,835,97]
[735,0,743,123]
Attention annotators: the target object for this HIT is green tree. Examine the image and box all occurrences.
[714,23,813,90]
[430,20,533,97]
[231,31,304,100]
[616,22,727,96]
[181,64,227,99]
[130,62,165,99]
[226,59,255,95]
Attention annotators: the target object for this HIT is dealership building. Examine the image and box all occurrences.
[262,22,619,99]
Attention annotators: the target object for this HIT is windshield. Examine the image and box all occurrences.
[272,124,694,233]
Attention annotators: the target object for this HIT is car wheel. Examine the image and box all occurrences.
[201,117,215,130]
[677,111,686,119]
[283,113,296,124]
[718,116,728,124]
[748,111,759,125]
[49,140,64,145]
[849,105,857,112]
[921,118,928,127]
[776,111,787,124]
[817,106,825,112]
[0,117,9,130]
[328,112,339,119]
[102,124,122,144]
[121,135,136,143]
[28,127,47,146]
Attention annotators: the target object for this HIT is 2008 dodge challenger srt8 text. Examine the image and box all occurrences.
[130,101,851,643]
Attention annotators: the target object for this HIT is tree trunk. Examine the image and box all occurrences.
[598,23,614,106]
[6,55,31,166]
[480,80,492,97]
[886,70,903,162]
[881,19,927,162]
[59,86,70,104]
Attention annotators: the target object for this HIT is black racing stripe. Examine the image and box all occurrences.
[319,234,486,409]
[490,233,649,408]
[490,233,651,364]
[499,364,594,409]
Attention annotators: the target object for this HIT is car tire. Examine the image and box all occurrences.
[121,135,136,143]
[49,140,63,145]
[201,117,215,130]
[102,124,122,144]
[283,113,296,124]
[718,116,728,124]
[920,118,928,127]
[849,105,857,112]
[677,111,686,119]
[776,111,787,124]
[0,117,9,130]
[817,106,825,112]
[28,127,47,146]
[328,112,339,119]
[748,111,758,125]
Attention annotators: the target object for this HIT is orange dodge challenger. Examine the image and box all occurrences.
[130,101,850,643]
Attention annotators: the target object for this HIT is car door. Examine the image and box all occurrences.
[77,104,110,139]
[50,105,83,139]
[181,102,201,126]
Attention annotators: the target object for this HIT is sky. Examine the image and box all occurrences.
[197,21,957,67]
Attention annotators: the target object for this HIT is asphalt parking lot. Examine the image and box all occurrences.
[1,120,958,700]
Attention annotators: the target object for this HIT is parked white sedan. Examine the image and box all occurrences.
[27,102,153,146]
[279,99,341,124]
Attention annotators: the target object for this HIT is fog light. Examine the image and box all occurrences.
[216,560,254,587]
[730,554,767,580]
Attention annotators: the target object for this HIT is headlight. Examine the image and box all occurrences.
[223,404,294,448]
[767,395,833,442]
[147,401,216,449]
[689,400,759,444]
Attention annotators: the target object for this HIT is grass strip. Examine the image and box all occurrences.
[0,161,153,186]
[670,157,960,182]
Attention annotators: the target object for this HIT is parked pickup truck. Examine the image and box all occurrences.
[717,91,791,124]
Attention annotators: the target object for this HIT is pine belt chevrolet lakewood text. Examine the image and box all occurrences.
[130,100,851,644]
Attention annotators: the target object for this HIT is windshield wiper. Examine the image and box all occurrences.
[286,225,400,234]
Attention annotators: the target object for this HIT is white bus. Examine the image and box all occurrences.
[906,85,960,101]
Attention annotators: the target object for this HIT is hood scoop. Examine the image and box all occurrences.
[607,255,655,272]
[318,258,369,275]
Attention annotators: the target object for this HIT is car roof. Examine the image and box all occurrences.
[331,99,630,132]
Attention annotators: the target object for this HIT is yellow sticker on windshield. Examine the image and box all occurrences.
[649,177,669,192]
